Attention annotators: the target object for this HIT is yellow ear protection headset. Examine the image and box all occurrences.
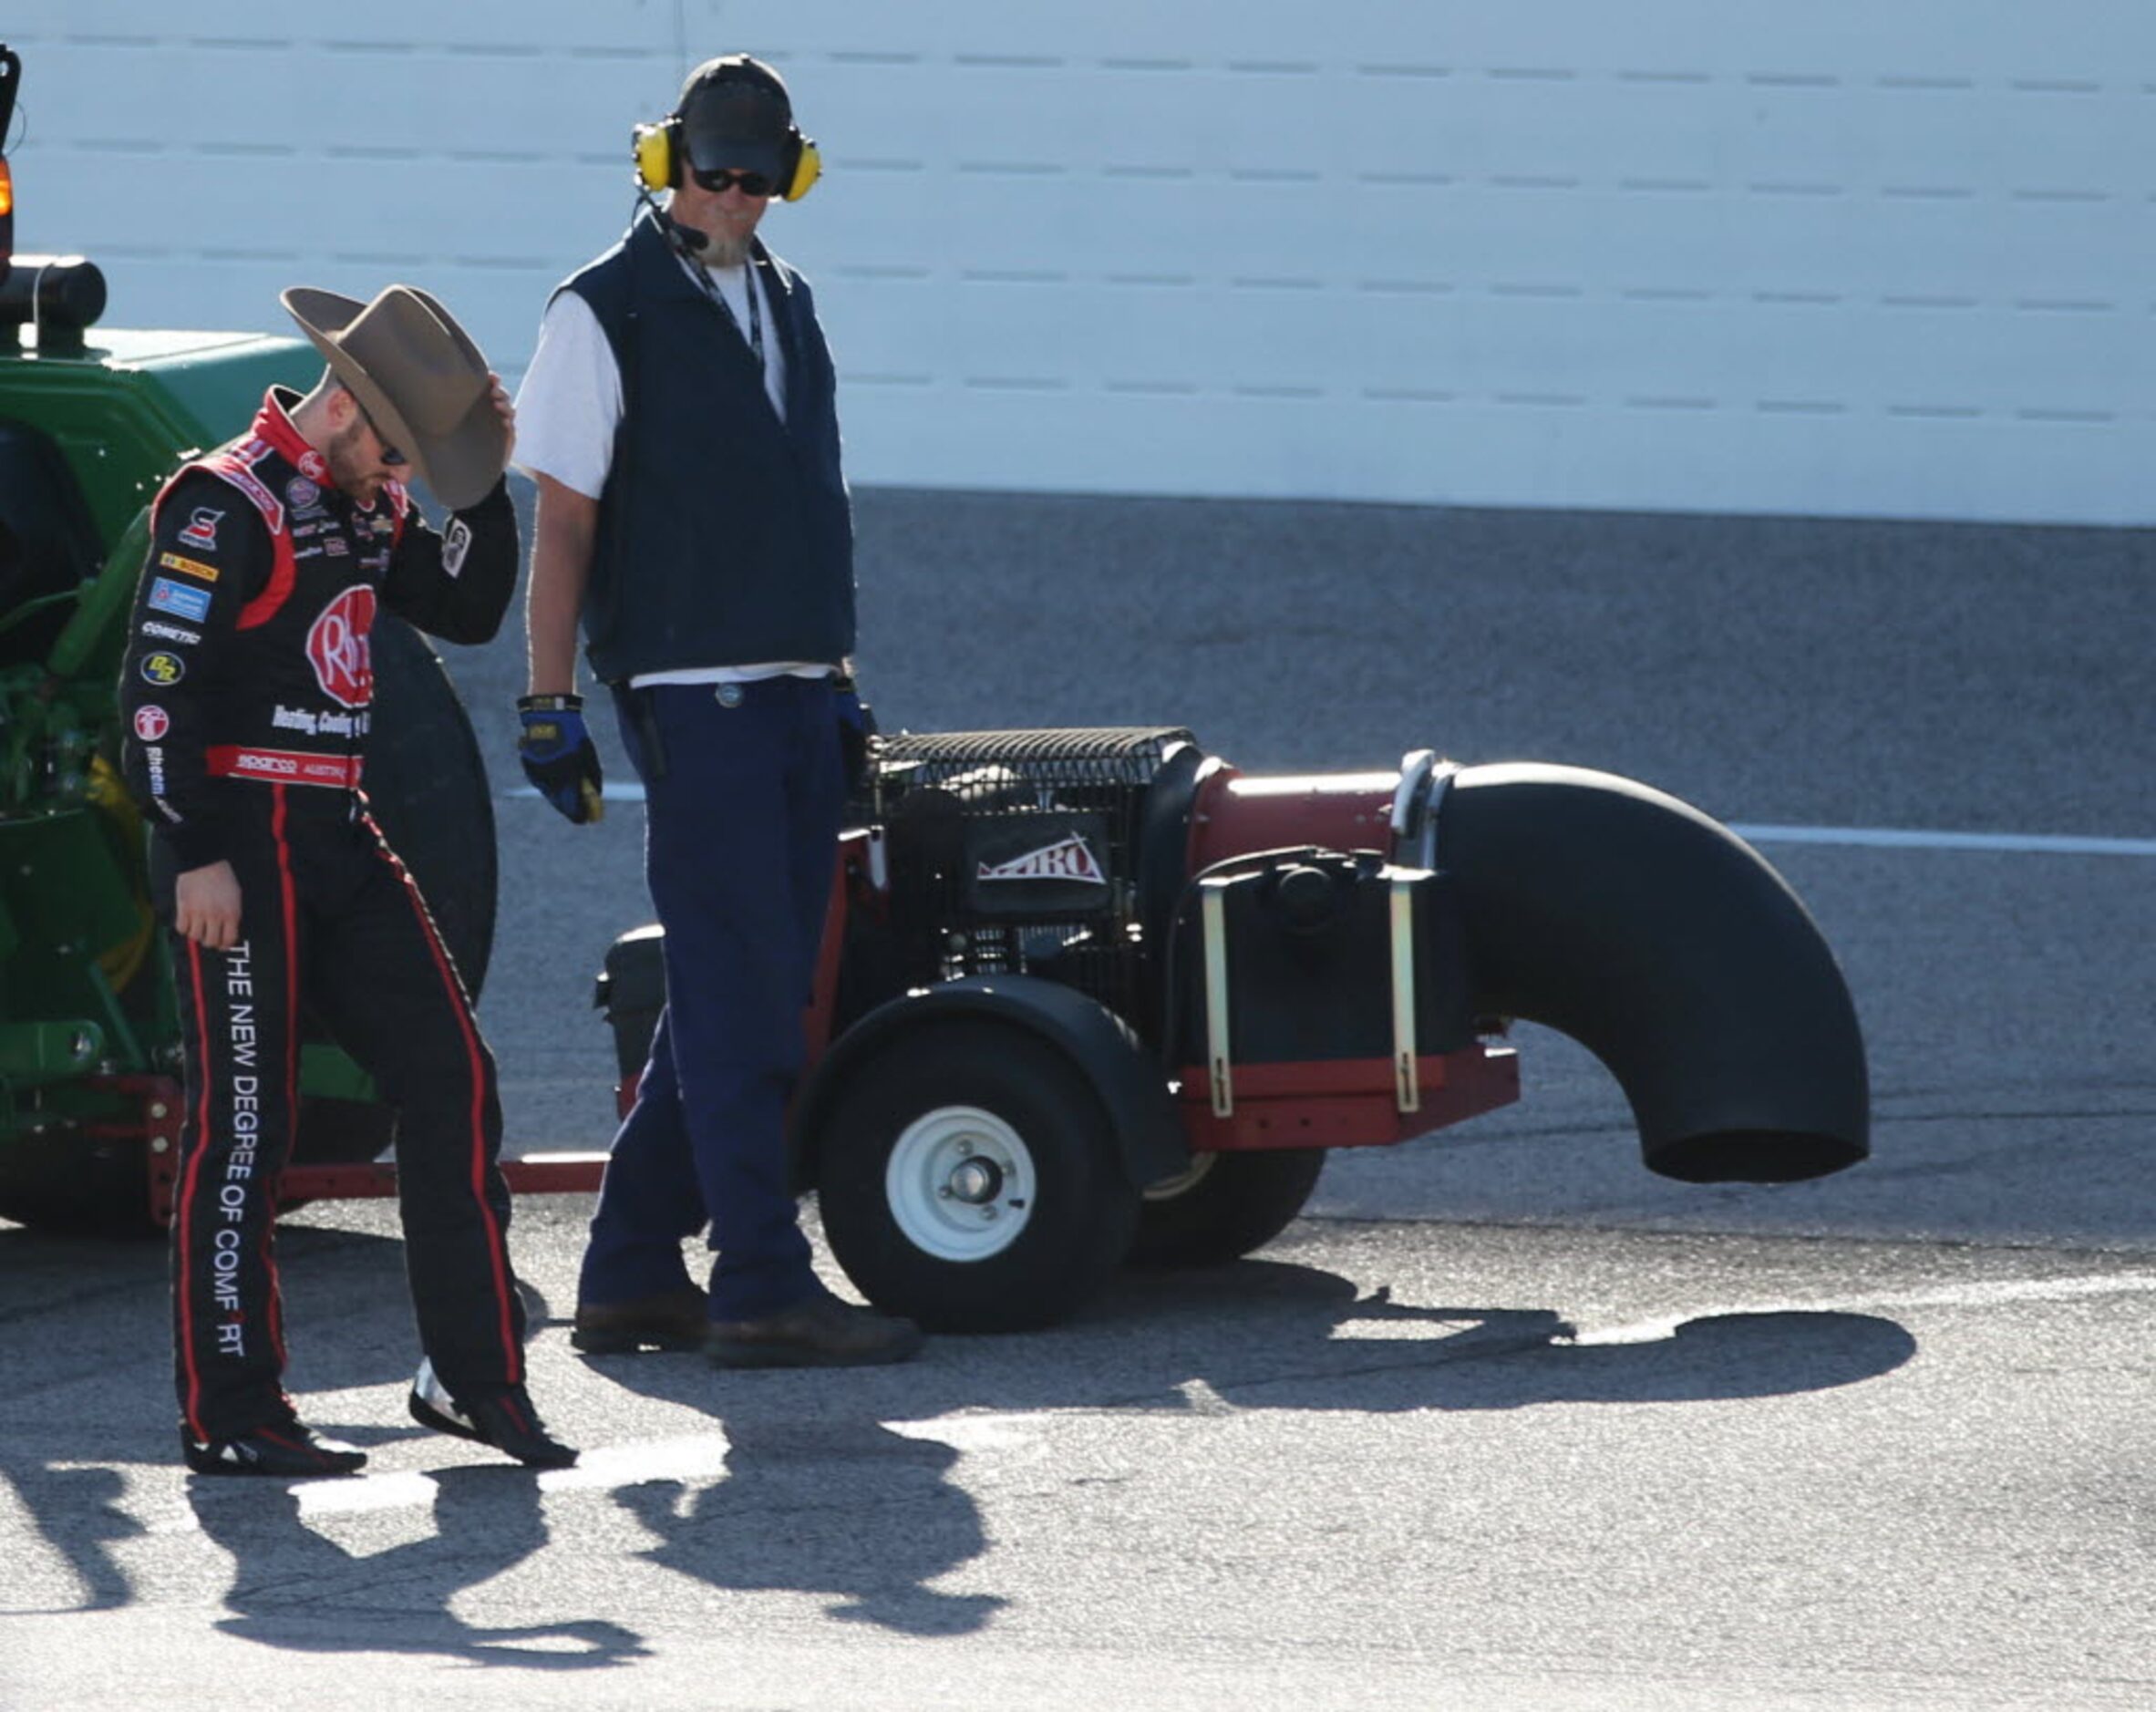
[632,65,821,202]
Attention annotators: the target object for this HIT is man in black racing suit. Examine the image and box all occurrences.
[119,284,574,1476]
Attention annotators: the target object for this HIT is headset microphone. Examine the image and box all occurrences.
[633,182,712,258]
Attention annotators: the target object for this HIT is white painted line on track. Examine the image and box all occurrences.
[1571,1268,2156,1346]
[283,1432,736,1519]
[1730,822,2156,858]
[505,786,2156,857]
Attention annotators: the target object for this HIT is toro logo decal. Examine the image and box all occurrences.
[976,834,1107,886]
[306,584,378,708]
[133,705,171,741]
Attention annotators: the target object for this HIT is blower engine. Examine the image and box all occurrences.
[597,725,1869,1334]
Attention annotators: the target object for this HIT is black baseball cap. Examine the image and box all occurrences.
[676,55,794,181]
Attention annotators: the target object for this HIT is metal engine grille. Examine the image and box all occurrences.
[874,727,1197,795]
[870,727,1200,1018]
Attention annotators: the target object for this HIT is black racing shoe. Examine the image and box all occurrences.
[407,1358,579,1470]
[182,1419,367,1479]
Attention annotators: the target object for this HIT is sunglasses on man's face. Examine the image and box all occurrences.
[690,166,775,196]
[355,398,408,467]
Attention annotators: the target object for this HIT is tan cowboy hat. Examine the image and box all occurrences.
[280,284,506,510]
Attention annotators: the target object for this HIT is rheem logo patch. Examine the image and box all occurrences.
[306,585,378,708]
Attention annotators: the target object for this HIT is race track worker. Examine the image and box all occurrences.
[119,284,576,1477]
[514,54,923,1367]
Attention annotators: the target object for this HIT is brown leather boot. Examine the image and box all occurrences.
[572,1285,709,1353]
[706,1292,924,1368]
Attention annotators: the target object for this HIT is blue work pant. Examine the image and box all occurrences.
[580,676,844,1320]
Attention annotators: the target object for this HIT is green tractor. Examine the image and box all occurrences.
[0,43,500,1234]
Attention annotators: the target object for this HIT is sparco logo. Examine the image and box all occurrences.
[306,584,378,707]
[976,834,1107,886]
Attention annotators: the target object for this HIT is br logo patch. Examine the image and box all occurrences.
[139,651,186,686]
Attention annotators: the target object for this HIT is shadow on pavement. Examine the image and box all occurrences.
[187,1467,646,1669]
[615,1418,1006,1636]
[584,1256,1917,1428]
[570,1255,1914,1634]
[0,1226,1914,1655]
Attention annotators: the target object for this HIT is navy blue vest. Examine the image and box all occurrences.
[562,209,855,684]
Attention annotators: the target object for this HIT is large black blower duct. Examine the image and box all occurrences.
[1438,763,1869,1183]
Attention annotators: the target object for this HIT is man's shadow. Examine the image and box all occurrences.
[616,1418,1005,1635]
[17,1209,1001,1646]
[578,1255,1914,1633]
[170,1223,647,1669]
[0,1217,642,1669]
[0,1223,169,1616]
[187,1465,645,1669]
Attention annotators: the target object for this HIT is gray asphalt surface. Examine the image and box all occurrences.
[4,487,2152,1709]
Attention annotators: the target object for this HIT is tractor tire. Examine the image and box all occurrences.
[360,614,497,999]
[814,1020,1140,1333]
[0,1097,395,1239]
[0,1124,160,1239]
[1126,1147,1327,1268]
[0,619,493,1237]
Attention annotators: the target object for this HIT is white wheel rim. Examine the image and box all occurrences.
[1142,1151,1218,1202]
[884,1105,1037,1262]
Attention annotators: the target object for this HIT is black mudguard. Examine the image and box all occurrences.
[790,974,1187,1196]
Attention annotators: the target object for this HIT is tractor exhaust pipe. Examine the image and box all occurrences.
[1435,763,1868,1183]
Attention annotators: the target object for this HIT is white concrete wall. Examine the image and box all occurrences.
[5,4,2151,522]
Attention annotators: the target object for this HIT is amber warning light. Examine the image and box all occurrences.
[0,43,18,271]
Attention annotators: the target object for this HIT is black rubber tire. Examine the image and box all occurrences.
[0,620,493,1235]
[0,1096,397,1239]
[290,1094,398,1173]
[1126,1147,1327,1268]
[360,614,497,999]
[814,1021,1140,1333]
[0,1124,160,1238]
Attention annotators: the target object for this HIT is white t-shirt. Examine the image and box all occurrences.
[515,250,824,687]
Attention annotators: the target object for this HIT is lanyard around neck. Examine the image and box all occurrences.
[686,252,764,370]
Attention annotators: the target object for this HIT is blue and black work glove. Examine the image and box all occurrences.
[517,693,605,824]
[833,673,878,799]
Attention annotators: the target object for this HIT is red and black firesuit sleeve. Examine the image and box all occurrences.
[380,477,519,647]
[117,469,268,873]
[116,475,519,873]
